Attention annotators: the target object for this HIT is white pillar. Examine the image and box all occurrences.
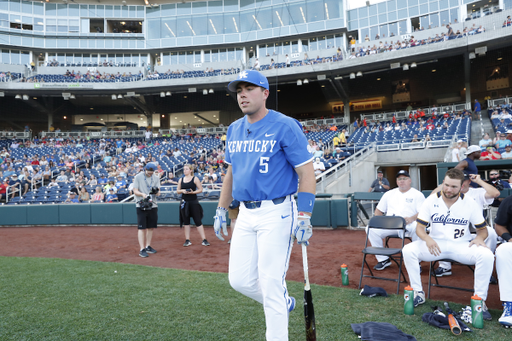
[201,49,205,63]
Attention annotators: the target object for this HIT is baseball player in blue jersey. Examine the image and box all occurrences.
[213,70,316,340]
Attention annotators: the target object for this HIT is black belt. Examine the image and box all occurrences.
[243,196,287,209]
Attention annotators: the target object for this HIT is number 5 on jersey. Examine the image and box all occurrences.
[260,157,269,173]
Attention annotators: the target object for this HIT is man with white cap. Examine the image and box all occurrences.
[455,145,481,188]
[368,170,425,270]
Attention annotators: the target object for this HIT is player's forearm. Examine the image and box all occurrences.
[415,223,430,241]
[478,179,500,198]
[475,227,488,241]
[217,167,233,209]
[495,223,510,238]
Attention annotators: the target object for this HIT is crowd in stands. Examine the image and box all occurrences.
[0,71,22,82]
[145,67,239,80]
[348,23,486,59]
[349,107,472,146]
[256,49,343,71]
[45,59,140,68]
[0,133,228,205]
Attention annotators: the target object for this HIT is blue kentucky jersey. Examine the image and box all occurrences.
[225,109,313,201]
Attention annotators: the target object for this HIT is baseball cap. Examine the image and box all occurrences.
[396,170,410,178]
[506,145,512,148]
[228,70,269,92]
[465,145,481,155]
[145,162,157,171]
[377,170,383,173]
[12,174,17,177]
[109,188,114,191]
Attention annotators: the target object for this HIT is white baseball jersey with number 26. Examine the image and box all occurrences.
[417,192,487,242]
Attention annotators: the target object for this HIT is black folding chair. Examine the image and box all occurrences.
[427,259,474,299]
[359,216,407,294]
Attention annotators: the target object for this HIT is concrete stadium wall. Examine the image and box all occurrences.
[0,199,349,228]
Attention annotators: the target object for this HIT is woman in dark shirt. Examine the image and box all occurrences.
[177,164,210,247]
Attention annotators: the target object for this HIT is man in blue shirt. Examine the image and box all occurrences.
[495,133,512,149]
[115,175,127,190]
[213,70,316,340]
[474,99,481,120]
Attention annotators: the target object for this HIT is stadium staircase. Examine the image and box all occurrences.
[315,144,377,194]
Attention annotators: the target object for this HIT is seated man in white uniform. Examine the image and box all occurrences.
[367,170,425,270]
[433,172,499,279]
[402,168,494,320]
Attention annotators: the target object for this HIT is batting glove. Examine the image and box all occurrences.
[214,207,228,241]
[293,213,313,246]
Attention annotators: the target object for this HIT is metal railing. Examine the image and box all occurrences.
[359,102,471,122]
[315,143,375,193]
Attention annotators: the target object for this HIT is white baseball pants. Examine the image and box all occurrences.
[228,196,296,341]
[496,242,512,302]
[403,239,494,300]
[439,226,498,270]
[367,222,418,263]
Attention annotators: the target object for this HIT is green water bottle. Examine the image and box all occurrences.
[471,295,484,329]
[341,264,349,286]
[404,286,414,315]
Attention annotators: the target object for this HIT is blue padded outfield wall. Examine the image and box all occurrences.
[0,199,349,228]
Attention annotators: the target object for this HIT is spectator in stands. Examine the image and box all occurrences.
[313,158,325,176]
[481,146,502,160]
[451,142,460,162]
[479,133,493,149]
[502,145,512,159]
[91,186,104,202]
[411,134,420,142]
[368,170,390,193]
[56,170,67,184]
[458,141,468,161]
[79,187,90,202]
[496,133,512,149]
[0,178,8,202]
[8,174,21,199]
[162,172,179,185]
[474,99,482,120]
[105,188,118,202]
[253,58,260,71]
[65,192,80,204]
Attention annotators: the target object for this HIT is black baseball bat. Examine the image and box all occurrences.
[302,243,317,341]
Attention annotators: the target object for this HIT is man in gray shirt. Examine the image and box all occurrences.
[368,170,390,193]
[133,163,161,258]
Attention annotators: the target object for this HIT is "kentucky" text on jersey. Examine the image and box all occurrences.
[227,140,277,153]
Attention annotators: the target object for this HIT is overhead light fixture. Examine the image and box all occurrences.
[403,64,409,70]
[160,92,165,97]
[63,116,67,119]
[22,94,29,100]
[350,73,355,79]
[334,76,343,80]
[203,89,208,95]
[411,62,417,68]
[70,95,75,99]
[497,57,503,61]
[432,69,436,72]
[377,78,381,81]
[15,94,21,99]
[118,94,123,99]
[469,52,476,59]
[297,80,302,86]
[356,71,363,77]
[166,91,171,96]
[112,94,117,100]
[209,89,214,94]
[0,92,4,97]
[303,79,309,84]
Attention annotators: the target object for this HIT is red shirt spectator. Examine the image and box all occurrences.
[392,115,396,124]
[0,181,8,199]
[426,123,435,130]
[419,110,425,118]
[443,112,450,119]
[480,147,501,160]
[363,118,367,127]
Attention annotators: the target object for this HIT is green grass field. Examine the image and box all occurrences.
[0,257,509,340]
